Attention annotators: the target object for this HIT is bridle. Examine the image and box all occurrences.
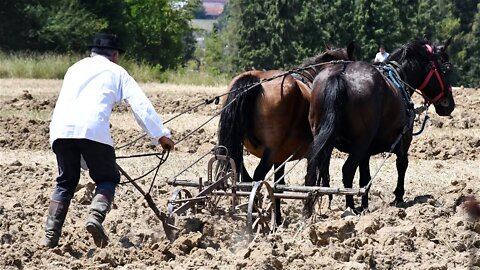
[415,44,451,106]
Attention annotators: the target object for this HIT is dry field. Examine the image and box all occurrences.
[0,78,479,269]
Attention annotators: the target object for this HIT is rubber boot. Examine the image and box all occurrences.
[42,200,70,248]
[85,192,112,248]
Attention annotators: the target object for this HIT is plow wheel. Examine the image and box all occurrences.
[247,181,276,237]
[166,188,194,227]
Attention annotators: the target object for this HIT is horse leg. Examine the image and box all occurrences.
[393,135,412,205]
[343,145,370,211]
[359,156,371,211]
[319,147,333,209]
[252,148,273,181]
[251,149,282,227]
[241,166,253,182]
[273,163,285,225]
[393,154,407,204]
[342,156,358,210]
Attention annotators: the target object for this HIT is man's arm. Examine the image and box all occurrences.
[120,72,172,147]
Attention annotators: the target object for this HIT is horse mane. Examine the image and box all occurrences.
[388,40,433,63]
[294,48,347,69]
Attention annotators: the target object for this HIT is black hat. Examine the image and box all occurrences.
[88,33,124,53]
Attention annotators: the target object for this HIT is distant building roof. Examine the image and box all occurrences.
[202,2,225,18]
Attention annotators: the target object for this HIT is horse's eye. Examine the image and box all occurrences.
[442,62,452,74]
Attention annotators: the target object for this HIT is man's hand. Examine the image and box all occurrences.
[159,136,175,152]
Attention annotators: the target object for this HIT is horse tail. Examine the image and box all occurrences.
[217,74,262,180]
[306,74,347,188]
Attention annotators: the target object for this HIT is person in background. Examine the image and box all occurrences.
[42,33,175,248]
[374,45,390,63]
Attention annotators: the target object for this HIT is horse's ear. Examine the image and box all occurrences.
[444,36,453,50]
[324,41,331,50]
[423,33,430,42]
[347,41,355,60]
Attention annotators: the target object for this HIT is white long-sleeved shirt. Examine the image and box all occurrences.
[374,51,389,63]
[49,55,171,147]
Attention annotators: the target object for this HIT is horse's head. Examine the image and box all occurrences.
[321,41,356,61]
[390,39,455,116]
[427,37,455,116]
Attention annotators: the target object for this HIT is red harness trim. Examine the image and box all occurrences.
[416,44,450,105]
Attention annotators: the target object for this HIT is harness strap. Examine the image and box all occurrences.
[378,64,415,134]
[290,72,313,89]
[379,64,414,109]
[417,61,446,105]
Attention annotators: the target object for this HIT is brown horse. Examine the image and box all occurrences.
[305,39,455,215]
[217,43,355,224]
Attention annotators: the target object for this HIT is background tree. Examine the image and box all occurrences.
[352,0,404,60]
[294,0,355,61]
[23,0,107,52]
[125,0,198,69]
[454,2,480,87]
[0,0,32,51]
[0,0,478,86]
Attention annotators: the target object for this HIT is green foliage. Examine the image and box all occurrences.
[0,0,479,86]
[0,52,77,79]
[203,0,479,87]
[455,2,480,87]
[0,52,226,85]
[294,0,356,60]
[0,0,32,51]
[125,0,198,69]
[0,0,199,69]
[202,32,233,74]
[352,0,406,59]
[24,0,108,52]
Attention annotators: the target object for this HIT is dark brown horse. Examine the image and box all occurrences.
[305,39,455,215]
[217,43,356,224]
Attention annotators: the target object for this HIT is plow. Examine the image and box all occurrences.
[118,149,367,242]
[164,152,367,239]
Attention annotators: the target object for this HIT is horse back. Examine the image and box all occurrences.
[226,70,311,161]
[311,62,408,153]
[346,62,409,152]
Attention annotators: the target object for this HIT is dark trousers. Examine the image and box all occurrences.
[51,139,120,202]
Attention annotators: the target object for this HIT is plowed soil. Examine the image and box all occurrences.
[0,79,479,269]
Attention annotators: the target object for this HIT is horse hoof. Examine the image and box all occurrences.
[390,200,406,207]
[358,207,370,214]
[302,207,313,218]
[341,207,358,218]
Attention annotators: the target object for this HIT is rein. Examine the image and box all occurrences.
[116,150,169,186]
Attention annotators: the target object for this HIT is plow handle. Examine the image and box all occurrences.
[116,163,177,241]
